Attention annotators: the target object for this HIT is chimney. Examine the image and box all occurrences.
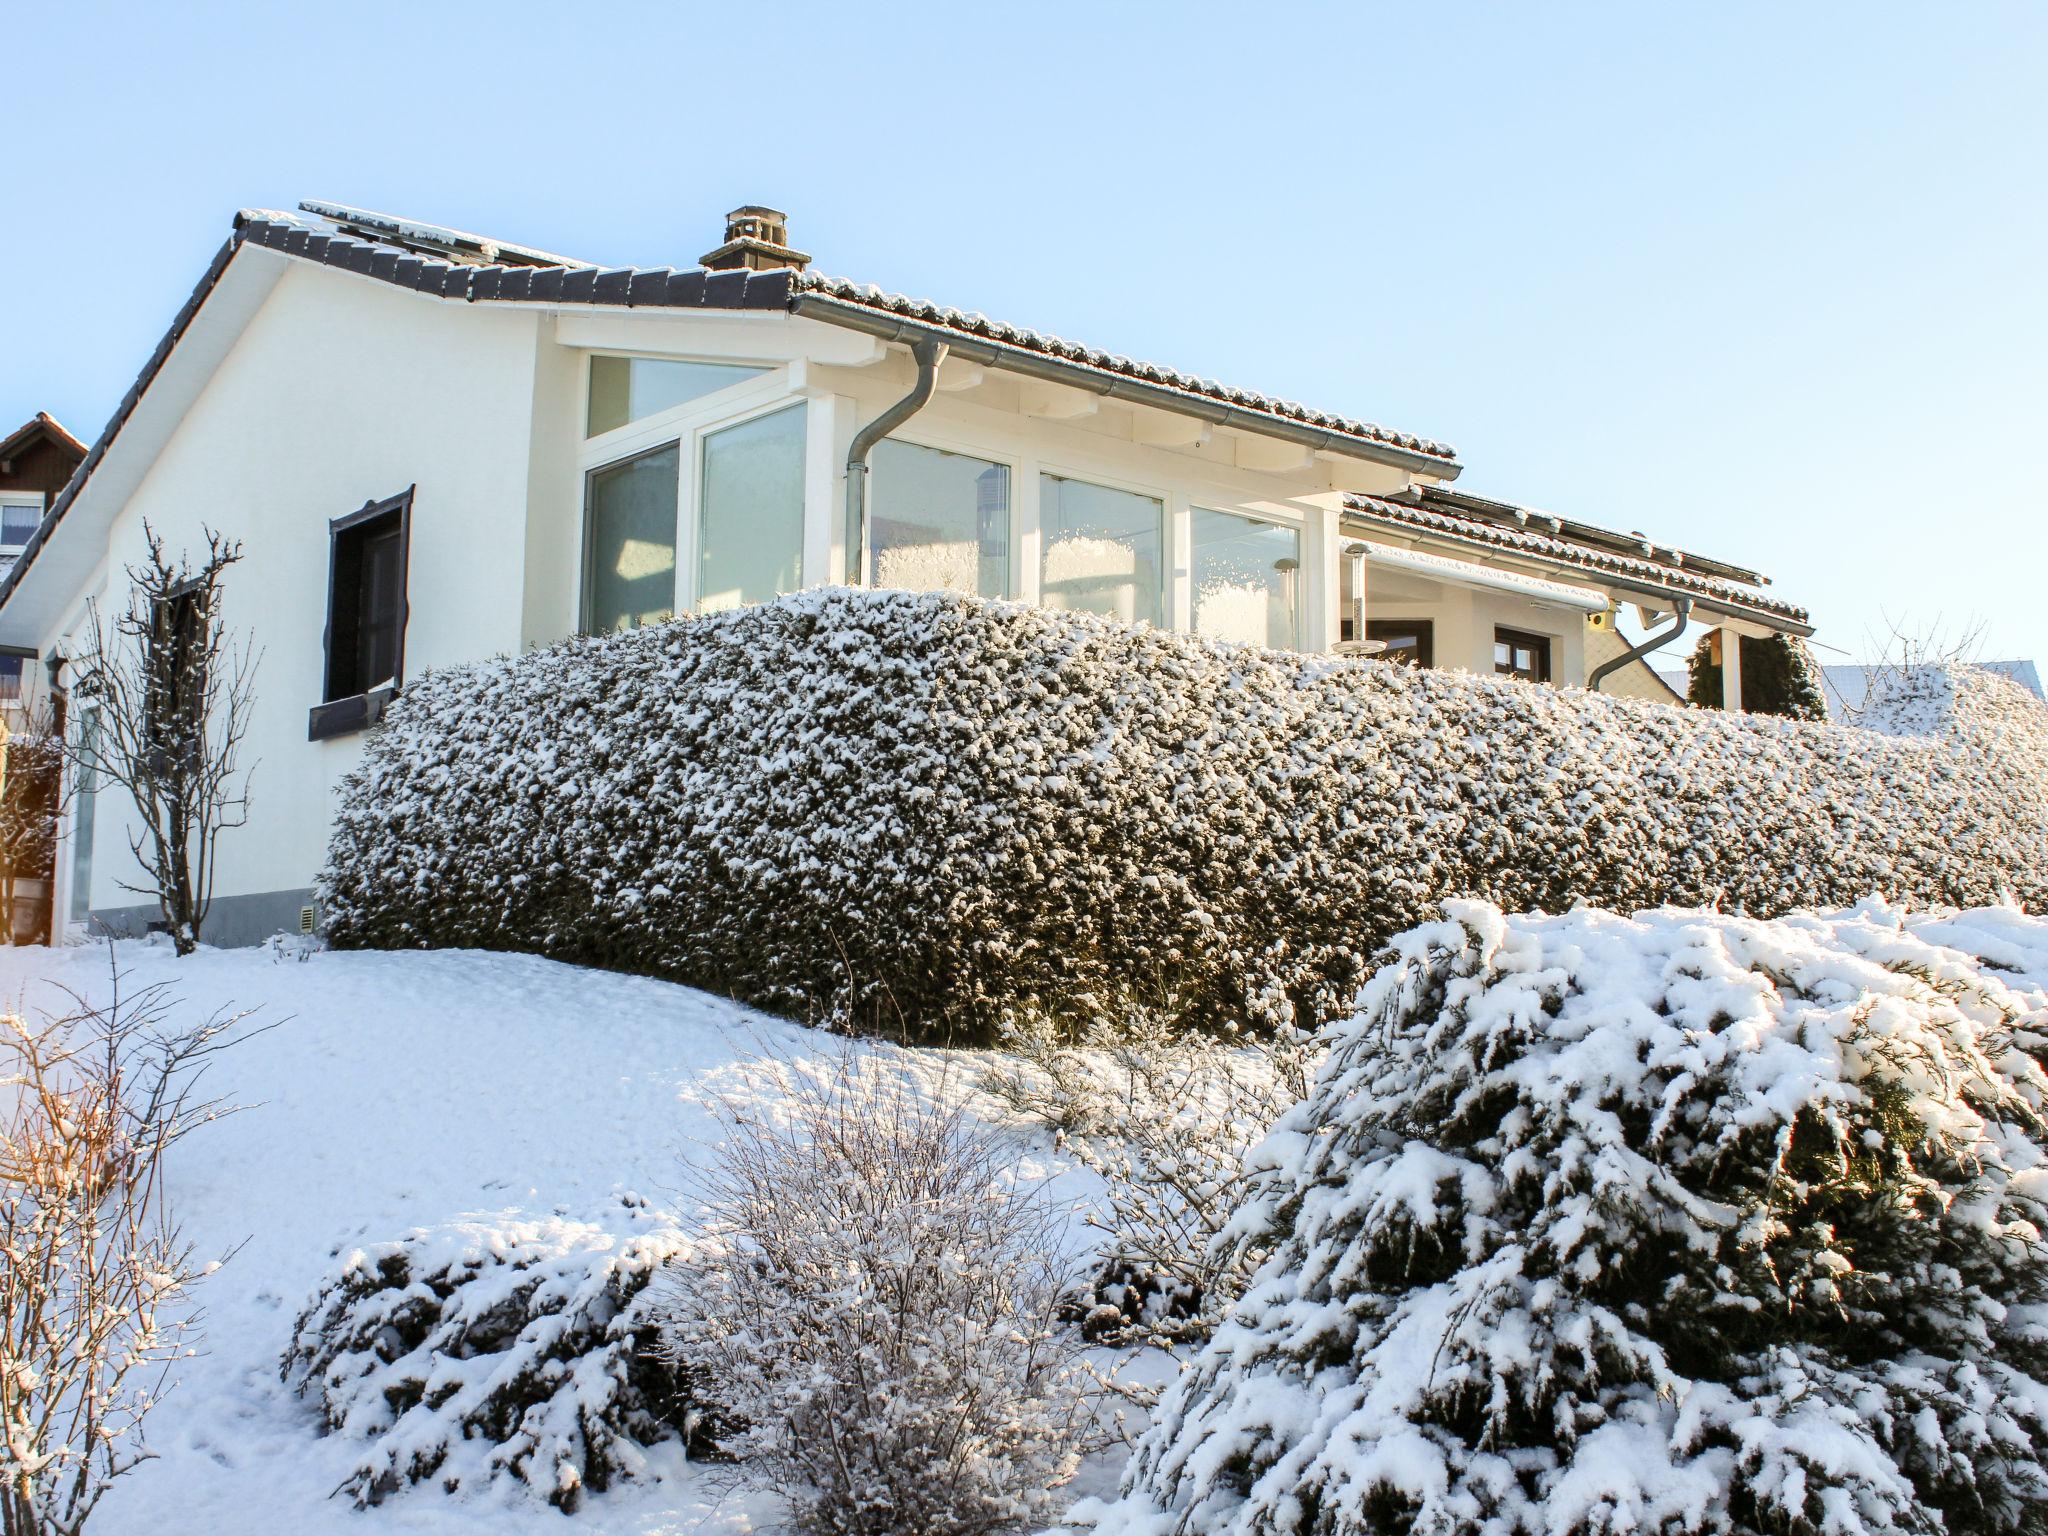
[699,205,811,272]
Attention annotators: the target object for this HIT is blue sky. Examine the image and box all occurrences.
[9,2,2044,666]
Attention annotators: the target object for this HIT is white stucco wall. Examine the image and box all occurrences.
[52,253,547,920]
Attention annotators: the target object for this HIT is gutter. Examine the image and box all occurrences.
[845,335,947,583]
[1341,515,1812,638]
[791,294,1463,483]
[1588,596,1693,693]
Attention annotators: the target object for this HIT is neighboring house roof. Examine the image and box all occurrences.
[0,200,1463,615]
[1344,484,1811,633]
[1822,660,2045,719]
[0,412,88,465]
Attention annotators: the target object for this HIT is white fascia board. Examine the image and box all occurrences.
[550,311,887,368]
[1359,538,1611,614]
[0,245,288,650]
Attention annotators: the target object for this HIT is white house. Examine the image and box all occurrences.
[0,201,1812,945]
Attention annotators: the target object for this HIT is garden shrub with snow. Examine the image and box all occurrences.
[654,1053,1095,1536]
[319,588,2048,1042]
[281,1196,729,1510]
[1075,899,2048,1536]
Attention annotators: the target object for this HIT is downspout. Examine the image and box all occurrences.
[1588,595,1693,692]
[844,335,948,585]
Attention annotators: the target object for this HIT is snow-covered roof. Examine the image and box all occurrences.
[1345,486,1810,631]
[1822,660,2043,720]
[234,204,1460,469]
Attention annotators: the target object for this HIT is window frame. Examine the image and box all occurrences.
[1493,625,1553,684]
[862,434,1018,599]
[1035,467,1171,630]
[310,487,413,742]
[1188,504,1307,651]
[584,353,774,440]
[1367,617,1435,668]
[0,491,43,553]
[580,439,685,636]
[578,378,809,626]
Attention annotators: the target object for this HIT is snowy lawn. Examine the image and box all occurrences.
[0,939,1114,1534]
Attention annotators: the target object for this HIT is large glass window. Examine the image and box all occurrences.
[586,355,767,437]
[698,405,807,614]
[1039,475,1164,627]
[868,441,1009,597]
[1190,508,1302,650]
[585,443,681,633]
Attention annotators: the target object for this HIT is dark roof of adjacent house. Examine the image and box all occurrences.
[0,413,87,465]
[1345,484,1811,631]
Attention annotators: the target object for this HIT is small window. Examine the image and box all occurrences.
[868,440,1009,597]
[311,489,411,740]
[1367,619,1434,667]
[0,655,22,702]
[1040,475,1165,628]
[0,498,40,551]
[587,355,768,437]
[147,581,209,771]
[1494,626,1552,684]
[698,405,807,614]
[585,444,681,633]
[1191,508,1302,649]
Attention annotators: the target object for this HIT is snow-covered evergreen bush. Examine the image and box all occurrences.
[320,588,2048,1043]
[654,1053,1094,1535]
[282,1197,728,1510]
[1688,629,1830,719]
[1076,899,2048,1536]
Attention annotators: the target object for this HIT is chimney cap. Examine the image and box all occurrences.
[700,204,811,272]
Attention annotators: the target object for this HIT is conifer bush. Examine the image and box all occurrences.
[1076,899,2048,1536]
[282,1199,729,1510]
[319,589,2048,1043]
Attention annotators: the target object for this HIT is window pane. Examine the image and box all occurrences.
[1367,619,1433,667]
[586,443,680,633]
[1,503,38,547]
[699,405,806,614]
[869,441,1009,597]
[70,708,98,926]
[357,524,404,690]
[1191,508,1302,649]
[1039,475,1164,628]
[0,656,21,701]
[587,355,768,437]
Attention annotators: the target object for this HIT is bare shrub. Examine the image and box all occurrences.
[68,526,257,955]
[655,1053,1095,1536]
[0,697,68,946]
[984,1018,1317,1353]
[0,961,255,1534]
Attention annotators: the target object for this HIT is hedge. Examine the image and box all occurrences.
[318,589,2048,1042]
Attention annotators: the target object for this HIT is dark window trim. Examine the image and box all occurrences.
[1366,617,1434,668]
[311,486,412,742]
[1494,625,1553,684]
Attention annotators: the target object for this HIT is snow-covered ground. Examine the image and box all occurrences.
[0,940,1114,1534]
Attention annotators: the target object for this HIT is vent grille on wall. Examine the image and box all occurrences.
[299,905,316,935]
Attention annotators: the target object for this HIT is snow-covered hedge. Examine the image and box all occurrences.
[1076,899,2048,1536]
[320,589,2048,1042]
[281,1198,730,1510]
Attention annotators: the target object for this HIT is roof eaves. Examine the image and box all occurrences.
[789,273,1461,470]
[0,232,247,618]
[1345,493,1811,630]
